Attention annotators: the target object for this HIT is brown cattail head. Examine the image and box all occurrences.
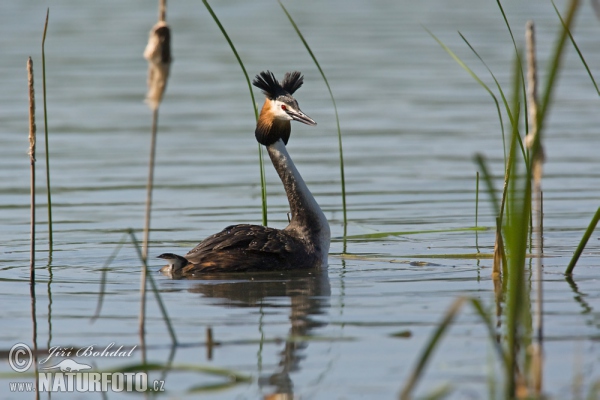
[143,21,172,110]
[27,57,36,162]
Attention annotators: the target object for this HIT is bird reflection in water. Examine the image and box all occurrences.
[183,269,330,399]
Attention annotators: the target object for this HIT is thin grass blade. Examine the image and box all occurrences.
[551,0,599,96]
[473,154,499,217]
[537,0,580,137]
[41,8,53,253]
[565,206,600,275]
[468,298,508,368]
[425,28,502,119]
[495,0,529,132]
[399,297,467,400]
[344,226,486,240]
[398,298,510,398]
[201,0,268,226]
[457,32,508,162]
[279,0,347,236]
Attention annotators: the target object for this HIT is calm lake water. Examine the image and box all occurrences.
[2,0,600,398]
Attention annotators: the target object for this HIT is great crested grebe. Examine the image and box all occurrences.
[157,71,330,275]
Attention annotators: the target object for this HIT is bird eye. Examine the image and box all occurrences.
[281,105,287,111]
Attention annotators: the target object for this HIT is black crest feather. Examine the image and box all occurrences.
[252,70,304,99]
[252,71,282,99]
[281,71,303,95]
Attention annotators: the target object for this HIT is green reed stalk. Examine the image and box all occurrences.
[41,9,53,253]
[202,0,268,226]
[28,57,36,281]
[279,0,348,238]
[565,207,600,275]
[503,55,530,399]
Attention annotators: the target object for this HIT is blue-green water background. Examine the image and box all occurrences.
[1,0,600,398]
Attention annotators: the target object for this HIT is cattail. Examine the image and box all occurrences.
[143,21,172,110]
[28,58,36,162]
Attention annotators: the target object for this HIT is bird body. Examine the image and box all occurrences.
[158,71,330,276]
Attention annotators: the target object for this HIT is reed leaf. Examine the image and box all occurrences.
[399,297,506,400]
[565,206,600,275]
[495,0,529,133]
[201,0,268,226]
[458,32,529,168]
[343,226,486,240]
[426,29,507,161]
[278,0,348,237]
[537,0,580,138]
[473,154,499,217]
[458,33,508,163]
[501,54,531,398]
[551,1,600,96]
[41,8,53,253]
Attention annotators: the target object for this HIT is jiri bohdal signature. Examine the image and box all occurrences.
[39,343,136,365]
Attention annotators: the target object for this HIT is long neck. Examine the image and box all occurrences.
[266,139,329,238]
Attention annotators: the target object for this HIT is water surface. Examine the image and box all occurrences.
[2,0,600,398]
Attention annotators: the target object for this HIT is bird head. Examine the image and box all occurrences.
[252,71,316,146]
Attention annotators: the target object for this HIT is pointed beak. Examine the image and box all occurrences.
[287,109,317,126]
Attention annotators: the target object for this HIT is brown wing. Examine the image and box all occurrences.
[181,224,314,274]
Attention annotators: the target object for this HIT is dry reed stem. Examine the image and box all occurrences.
[526,20,544,395]
[28,58,40,399]
[159,0,166,22]
[140,3,172,363]
[28,57,36,281]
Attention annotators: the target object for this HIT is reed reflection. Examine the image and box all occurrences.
[186,269,330,398]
